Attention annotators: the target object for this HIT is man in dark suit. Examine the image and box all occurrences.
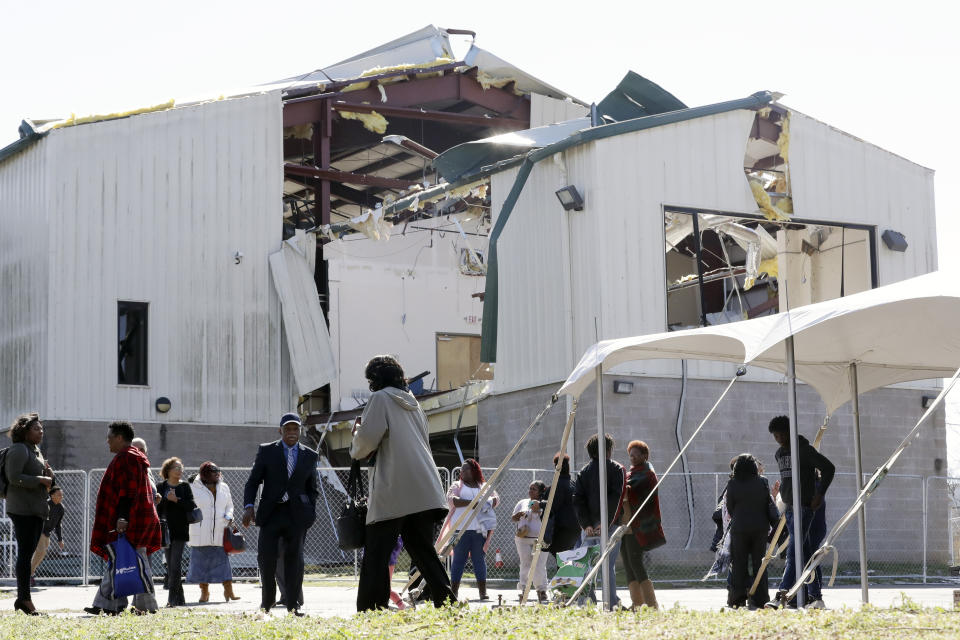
[242,413,319,615]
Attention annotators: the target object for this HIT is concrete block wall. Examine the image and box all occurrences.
[39,419,281,471]
[479,375,950,570]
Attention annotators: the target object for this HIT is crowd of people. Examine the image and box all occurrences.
[3,355,836,616]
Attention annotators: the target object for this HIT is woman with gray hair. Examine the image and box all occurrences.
[4,413,56,615]
[351,355,456,611]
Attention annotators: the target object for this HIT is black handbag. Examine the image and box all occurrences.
[186,507,203,525]
[159,519,171,549]
[335,461,367,551]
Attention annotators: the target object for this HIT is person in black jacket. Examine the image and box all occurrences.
[724,454,779,609]
[157,457,196,607]
[768,415,835,609]
[571,434,626,609]
[542,453,580,557]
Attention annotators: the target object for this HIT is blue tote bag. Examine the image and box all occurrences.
[107,534,150,598]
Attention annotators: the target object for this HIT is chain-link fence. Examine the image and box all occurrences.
[0,470,88,583]
[85,465,451,586]
[2,465,952,588]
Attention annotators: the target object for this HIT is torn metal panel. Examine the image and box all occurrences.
[596,71,687,122]
[433,116,589,183]
[269,237,337,396]
[462,45,583,103]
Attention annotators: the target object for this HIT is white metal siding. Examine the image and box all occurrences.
[0,141,49,419]
[788,110,937,284]
[530,94,589,128]
[42,92,285,425]
[493,108,939,393]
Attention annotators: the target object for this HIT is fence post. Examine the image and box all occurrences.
[922,476,928,584]
[83,471,90,586]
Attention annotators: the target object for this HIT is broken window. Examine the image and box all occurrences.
[118,301,148,385]
[664,208,876,331]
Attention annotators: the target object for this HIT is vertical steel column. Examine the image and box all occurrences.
[849,363,869,602]
[691,214,708,327]
[922,477,928,584]
[785,336,805,608]
[596,362,612,610]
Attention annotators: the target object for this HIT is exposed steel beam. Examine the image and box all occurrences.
[283,73,529,127]
[285,163,419,189]
[332,101,528,130]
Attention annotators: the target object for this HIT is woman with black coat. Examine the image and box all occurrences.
[542,453,580,556]
[4,413,55,615]
[724,453,779,609]
[157,457,196,607]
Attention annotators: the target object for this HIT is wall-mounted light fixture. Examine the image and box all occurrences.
[613,380,634,394]
[555,185,585,211]
[921,394,936,409]
[882,230,908,252]
[155,397,172,413]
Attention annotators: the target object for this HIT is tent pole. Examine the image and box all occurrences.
[596,362,612,610]
[786,336,805,608]
[849,363,869,603]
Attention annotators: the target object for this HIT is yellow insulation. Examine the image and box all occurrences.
[342,57,455,93]
[759,257,779,279]
[476,71,523,95]
[50,99,176,129]
[749,180,791,222]
[777,112,791,160]
[284,123,314,140]
[339,110,388,134]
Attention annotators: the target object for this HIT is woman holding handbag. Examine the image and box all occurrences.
[4,413,55,615]
[157,457,195,607]
[187,462,240,603]
[350,355,456,611]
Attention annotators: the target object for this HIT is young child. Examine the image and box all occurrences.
[388,536,405,609]
[724,454,779,609]
[30,486,66,585]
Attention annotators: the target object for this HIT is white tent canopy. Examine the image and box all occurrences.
[559,270,960,414]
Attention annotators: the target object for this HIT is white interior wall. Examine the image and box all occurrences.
[325,218,486,410]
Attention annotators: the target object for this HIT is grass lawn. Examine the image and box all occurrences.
[2,598,960,639]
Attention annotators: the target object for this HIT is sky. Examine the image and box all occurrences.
[3,0,960,463]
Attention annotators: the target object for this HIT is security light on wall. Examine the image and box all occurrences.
[555,185,585,211]
[882,229,908,252]
[613,380,634,394]
[155,397,171,413]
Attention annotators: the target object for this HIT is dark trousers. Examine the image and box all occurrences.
[729,528,768,607]
[164,539,187,606]
[9,514,43,601]
[276,534,305,608]
[780,506,823,602]
[257,503,306,611]
[357,509,454,611]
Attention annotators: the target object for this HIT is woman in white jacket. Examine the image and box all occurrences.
[186,461,240,603]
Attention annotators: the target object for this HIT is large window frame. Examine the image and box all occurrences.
[662,205,878,331]
[118,300,149,386]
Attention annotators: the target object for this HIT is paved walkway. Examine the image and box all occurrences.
[4,581,959,617]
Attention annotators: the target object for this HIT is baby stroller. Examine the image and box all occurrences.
[549,540,602,605]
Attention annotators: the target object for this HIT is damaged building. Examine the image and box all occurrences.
[437,76,944,573]
[0,24,947,576]
[0,26,584,469]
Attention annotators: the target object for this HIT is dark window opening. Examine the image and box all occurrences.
[118,301,148,385]
[664,208,876,331]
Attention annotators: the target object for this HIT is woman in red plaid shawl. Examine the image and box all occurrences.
[619,440,665,610]
[85,421,162,615]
